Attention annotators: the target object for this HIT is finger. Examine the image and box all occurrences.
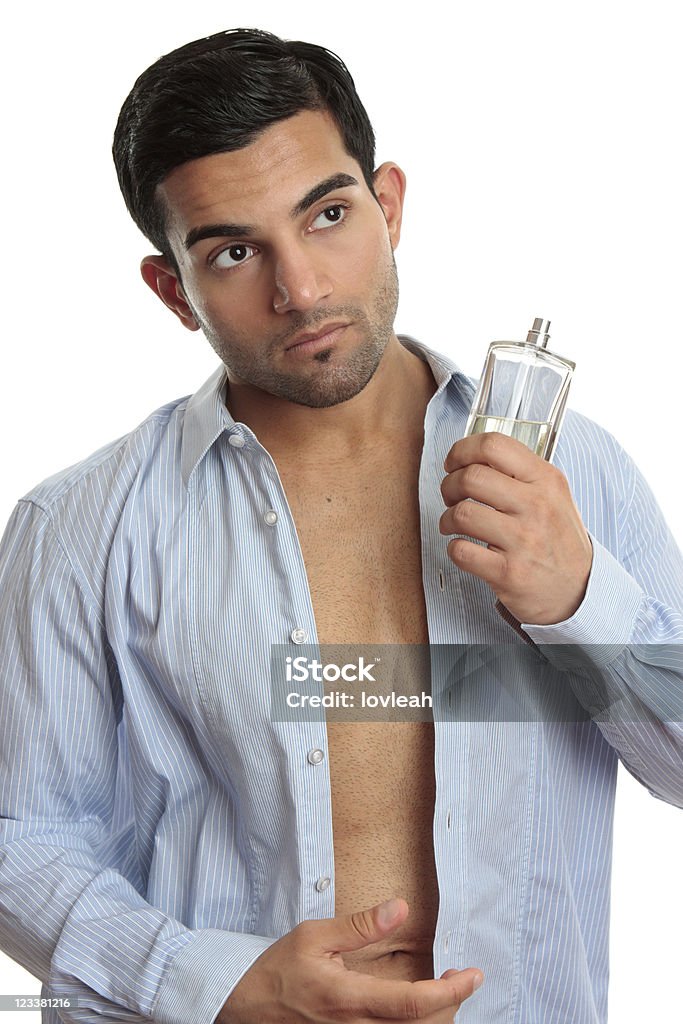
[417,970,485,1024]
[439,499,514,551]
[446,537,507,588]
[444,431,544,481]
[440,462,527,513]
[305,898,409,956]
[339,968,483,1019]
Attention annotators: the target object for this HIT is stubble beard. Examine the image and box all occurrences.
[199,248,400,409]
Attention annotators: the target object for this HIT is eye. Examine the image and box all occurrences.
[212,243,258,270]
[311,204,348,230]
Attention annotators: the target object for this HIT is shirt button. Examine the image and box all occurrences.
[443,931,451,954]
[228,433,245,448]
[291,628,308,645]
[307,748,325,765]
[315,876,331,892]
[264,510,278,526]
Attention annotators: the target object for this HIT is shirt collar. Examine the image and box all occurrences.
[398,333,475,400]
[180,335,475,486]
[181,364,232,486]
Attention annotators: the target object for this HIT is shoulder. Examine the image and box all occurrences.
[554,407,636,488]
[8,395,192,608]
[20,394,191,515]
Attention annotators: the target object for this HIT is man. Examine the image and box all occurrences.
[0,26,681,1024]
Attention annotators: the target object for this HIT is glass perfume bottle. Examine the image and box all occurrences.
[464,317,575,461]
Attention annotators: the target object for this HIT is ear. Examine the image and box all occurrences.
[372,162,407,250]
[140,255,201,331]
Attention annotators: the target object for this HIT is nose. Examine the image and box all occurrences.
[272,244,333,314]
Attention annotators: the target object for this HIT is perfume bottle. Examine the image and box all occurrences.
[464,318,575,461]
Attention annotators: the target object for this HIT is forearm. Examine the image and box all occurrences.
[0,501,274,1022]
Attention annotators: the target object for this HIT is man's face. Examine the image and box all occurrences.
[149,110,405,408]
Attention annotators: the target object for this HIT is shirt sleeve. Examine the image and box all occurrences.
[0,500,274,1023]
[520,451,683,808]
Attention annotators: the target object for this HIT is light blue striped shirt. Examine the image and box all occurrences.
[1,336,681,1024]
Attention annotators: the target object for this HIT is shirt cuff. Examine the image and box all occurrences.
[520,535,644,666]
[153,928,276,1024]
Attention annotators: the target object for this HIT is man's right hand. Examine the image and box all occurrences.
[216,897,483,1023]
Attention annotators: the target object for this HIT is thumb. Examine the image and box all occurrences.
[309,897,409,955]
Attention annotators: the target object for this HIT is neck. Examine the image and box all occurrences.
[225,335,436,463]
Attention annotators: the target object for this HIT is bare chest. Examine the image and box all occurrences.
[279,456,439,977]
[281,458,429,646]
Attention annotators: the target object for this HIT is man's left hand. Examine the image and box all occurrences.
[440,432,593,625]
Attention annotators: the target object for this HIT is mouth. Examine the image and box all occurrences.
[284,322,351,355]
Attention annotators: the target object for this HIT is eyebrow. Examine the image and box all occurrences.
[183,172,360,251]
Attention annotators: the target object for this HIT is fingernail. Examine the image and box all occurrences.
[472,972,484,991]
[377,898,402,928]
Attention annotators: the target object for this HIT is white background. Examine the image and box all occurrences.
[1,1,681,1021]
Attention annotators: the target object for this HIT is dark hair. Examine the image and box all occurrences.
[113,28,377,262]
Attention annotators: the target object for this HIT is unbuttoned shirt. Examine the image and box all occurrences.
[1,337,682,1024]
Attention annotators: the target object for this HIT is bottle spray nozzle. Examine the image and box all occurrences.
[526,318,551,348]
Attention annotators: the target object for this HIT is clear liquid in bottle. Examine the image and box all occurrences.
[469,414,552,458]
